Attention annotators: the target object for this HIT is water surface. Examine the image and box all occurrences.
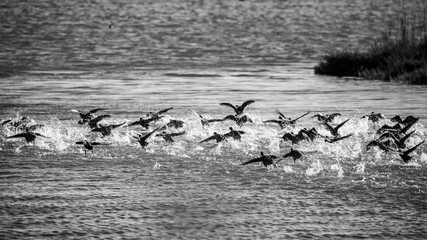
[1,0,427,239]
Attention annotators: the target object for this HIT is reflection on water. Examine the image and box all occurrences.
[1,0,427,239]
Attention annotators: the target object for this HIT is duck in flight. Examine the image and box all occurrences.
[7,128,48,144]
[323,119,350,137]
[361,112,385,123]
[224,127,245,141]
[391,115,419,126]
[166,119,185,129]
[156,131,186,143]
[312,112,341,123]
[91,122,126,137]
[274,109,310,127]
[199,132,227,144]
[366,139,397,153]
[281,131,310,145]
[87,115,111,129]
[391,139,425,163]
[220,100,255,116]
[71,108,107,123]
[190,109,224,127]
[76,140,110,155]
[223,114,253,127]
[324,133,353,143]
[133,126,163,149]
[145,107,173,119]
[278,148,305,163]
[241,152,278,168]
[127,116,162,130]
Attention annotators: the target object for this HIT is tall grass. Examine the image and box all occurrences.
[314,3,427,85]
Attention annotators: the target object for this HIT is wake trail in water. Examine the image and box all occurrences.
[1,110,426,177]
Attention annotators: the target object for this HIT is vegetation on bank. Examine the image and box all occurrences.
[314,7,427,85]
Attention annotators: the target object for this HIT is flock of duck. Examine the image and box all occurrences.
[1,100,425,168]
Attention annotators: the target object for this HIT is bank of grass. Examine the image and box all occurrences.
[314,7,427,85]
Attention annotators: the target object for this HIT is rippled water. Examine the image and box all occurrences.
[1,0,427,239]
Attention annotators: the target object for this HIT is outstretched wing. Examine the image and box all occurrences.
[335,119,350,130]
[112,122,126,129]
[170,131,186,137]
[35,133,48,138]
[240,100,255,110]
[156,107,173,116]
[403,140,425,155]
[1,119,12,126]
[141,126,163,141]
[76,141,85,145]
[292,111,310,122]
[189,109,204,119]
[199,135,216,143]
[89,108,107,114]
[241,157,262,165]
[220,102,237,111]
[7,133,27,139]
[275,109,287,119]
[91,142,110,146]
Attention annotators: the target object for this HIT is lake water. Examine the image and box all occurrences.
[1,0,427,239]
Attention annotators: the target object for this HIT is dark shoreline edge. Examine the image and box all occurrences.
[314,38,427,85]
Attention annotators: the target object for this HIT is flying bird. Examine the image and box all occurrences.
[76,140,110,155]
[133,126,163,149]
[241,152,278,168]
[220,100,255,115]
[7,129,48,143]
[199,132,227,144]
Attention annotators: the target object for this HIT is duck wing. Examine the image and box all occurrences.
[199,135,217,143]
[88,108,107,114]
[292,111,311,122]
[7,132,27,139]
[220,102,237,112]
[140,126,163,142]
[241,157,262,165]
[35,133,48,138]
[402,140,425,155]
[156,107,173,116]
[275,109,287,119]
[240,100,255,110]
[335,119,350,131]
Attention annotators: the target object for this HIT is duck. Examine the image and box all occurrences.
[220,100,255,116]
[324,133,353,143]
[190,109,224,127]
[393,140,425,163]
[127,116,162,130]
[274,109,310,127]
[133,126,163,149]
[156,131,186,143]
[7,128,48,143]
[222,114,253,127]
[166,119,185,129]
[278,148,305,163]
[312,112,342,123]
[366,139,396,153]
[281,131,310,145]
[323,119,350,137]
[199,132,227,143]
[71,108,106,122]
[87,115,111,129]
[361,112,385,123]
[75,140,110,155]
[241,152,278,168]
[224,127,245,141]
[91,122,126,137]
